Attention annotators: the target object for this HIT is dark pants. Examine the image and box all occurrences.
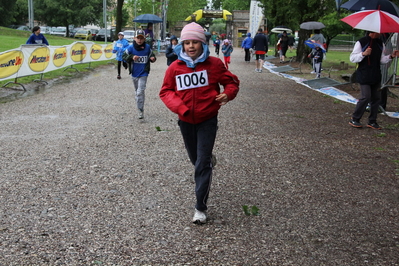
[352,83,381,123]
[117,61,127,75]
[380,87,388,110]
[244,48,251,62]
[215,45,220,56]
[178,116,218,212]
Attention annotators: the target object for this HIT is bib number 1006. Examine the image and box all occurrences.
[176,70,209,91]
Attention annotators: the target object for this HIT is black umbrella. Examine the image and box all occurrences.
[133,14,163,24]
[341,0,399,16]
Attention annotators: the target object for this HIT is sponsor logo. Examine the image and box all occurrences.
[70,42,87,62]
[90,44,103,60]
[53,47,68,67]
[104,44,114,59]
[28,47,50,72]
[0,51,24,79]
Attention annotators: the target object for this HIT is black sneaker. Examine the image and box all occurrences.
[349,119,362,128]
[367,122,382,130]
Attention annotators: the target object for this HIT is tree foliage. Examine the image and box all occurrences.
[166,0,207,26]
[0,1,18,26]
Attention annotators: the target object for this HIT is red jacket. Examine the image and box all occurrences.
[160,56,240,124]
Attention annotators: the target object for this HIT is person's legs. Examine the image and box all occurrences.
[258,54,265,72]
[352,84,372,122]
[368,83,381,123]
[178,116,218,212]
[380,87,388,110]
[117,61,122,77]
[314,62,321,78]
[244,48,250,62]
[132,76,147,118]
[255,54,260,71]
[224,56,229,69]
[282,48,287,62]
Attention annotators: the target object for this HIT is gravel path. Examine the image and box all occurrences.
[0,51,398,265]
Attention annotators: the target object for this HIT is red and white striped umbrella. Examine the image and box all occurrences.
[341,9,399,33]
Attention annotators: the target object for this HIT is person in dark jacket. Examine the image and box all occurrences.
[279,31,289,63]
[160,22,239,224]
[252,28,268,73]
[165,35,178,66]
[309,46,324,78]
[26,26,49,45]
[349,32,399,130]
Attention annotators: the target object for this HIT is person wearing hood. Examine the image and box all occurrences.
[160,22,240,224]
[241,32,253,63]
[221,39,233,69]
[112,32,130,79]
[165,35,178,66]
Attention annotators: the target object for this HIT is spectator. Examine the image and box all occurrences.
[349,31,399,130]
[26,26,49,45]
[241,32,253,63]
[252,28,268,73]
[165,35,178,66]
[279,31,289,63]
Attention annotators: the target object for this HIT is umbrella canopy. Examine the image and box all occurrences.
[133,14,163,24]
[341,0,399,16]
[271,27,292,34]
[300,21,326,30]
[341,9,399,33]
[304,40,326,52]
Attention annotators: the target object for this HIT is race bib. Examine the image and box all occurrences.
[176,70,209,91]
[134,55,148,64]
[117,43,123,48]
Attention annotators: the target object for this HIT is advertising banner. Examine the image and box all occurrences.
[250,0,264,38]
[0,42,116,82]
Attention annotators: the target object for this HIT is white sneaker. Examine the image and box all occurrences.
[255,68,259,73]
[138,109,144,119]
[310,71,315,74]
[193,209,207,224]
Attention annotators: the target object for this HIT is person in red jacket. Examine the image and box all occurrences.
[160,22,240,224]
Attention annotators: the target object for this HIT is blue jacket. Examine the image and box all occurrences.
[26,33,49,45]
[113,38,130,61]
[241,33,253,49]
[222,43,233,57]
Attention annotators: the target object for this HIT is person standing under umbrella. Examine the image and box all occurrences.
[278,31,289,63]
[349,31,399,129]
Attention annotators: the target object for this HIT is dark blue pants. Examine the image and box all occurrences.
[178,116,218,212]
[244,48,251,62]
[352,83,381,123]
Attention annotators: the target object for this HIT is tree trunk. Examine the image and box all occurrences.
[296,29,311,64]
[115,0,123,39]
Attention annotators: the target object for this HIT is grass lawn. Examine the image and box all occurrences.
[0,26,113,87]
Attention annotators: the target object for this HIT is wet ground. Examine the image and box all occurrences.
[0,50,398,265]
